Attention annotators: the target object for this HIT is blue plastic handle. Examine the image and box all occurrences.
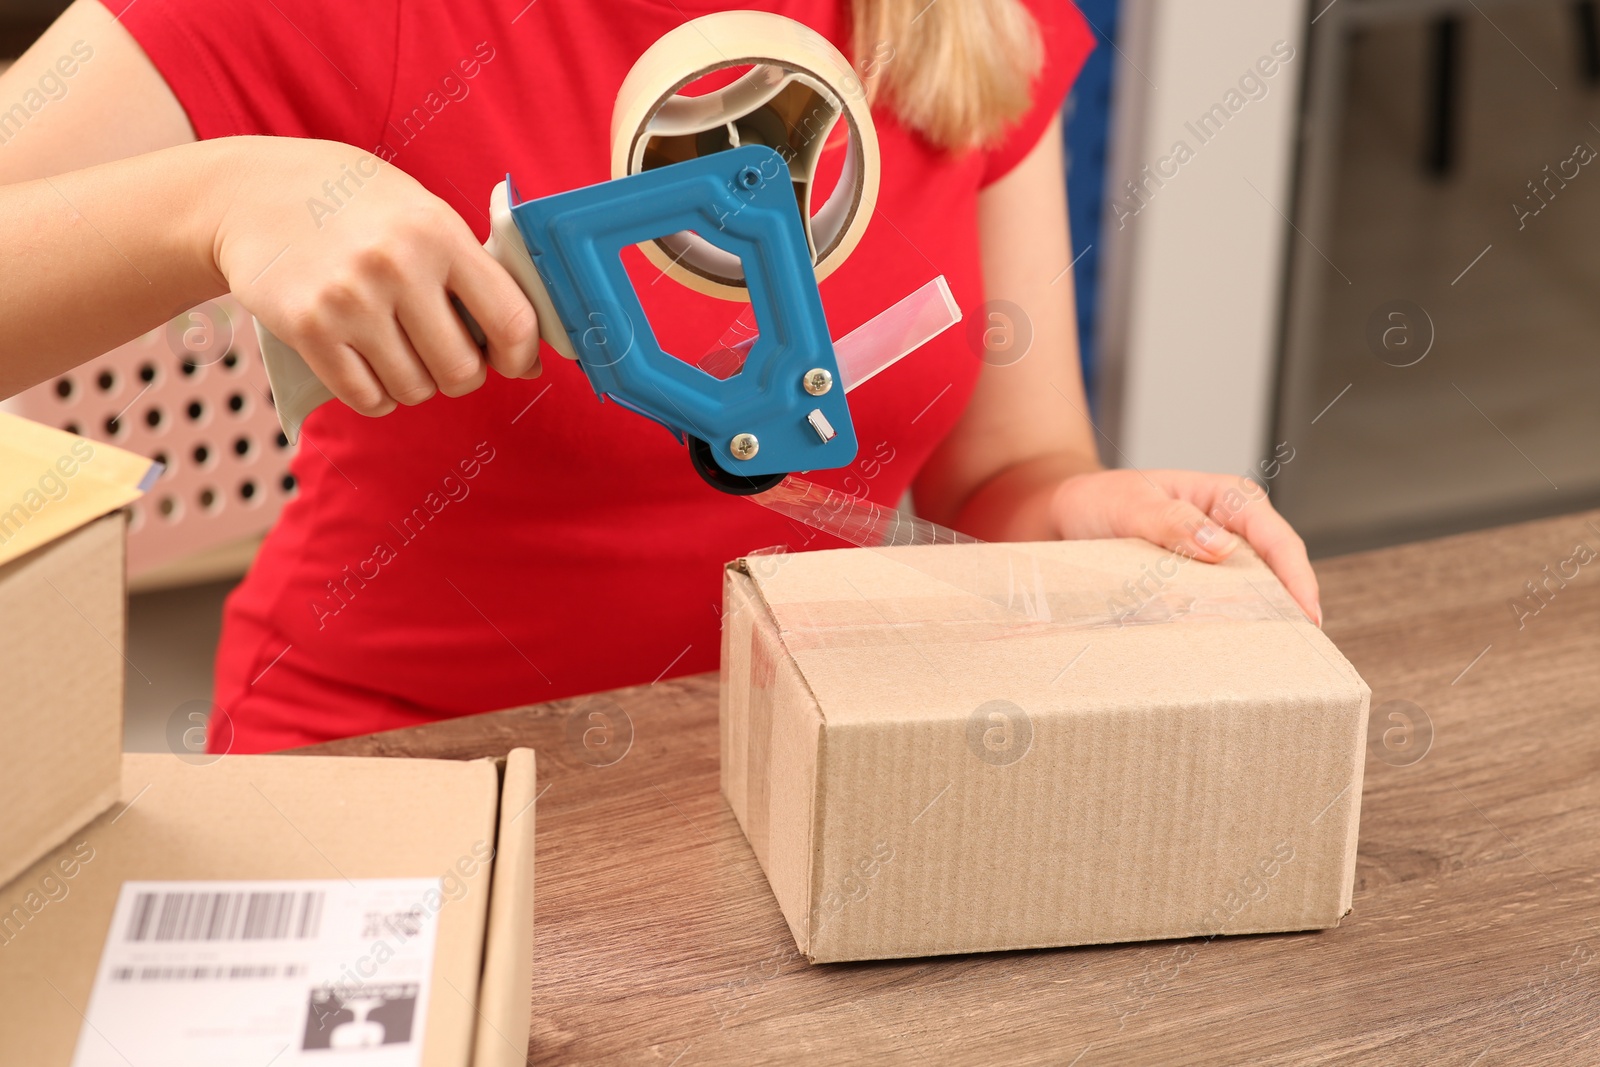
[507,145,858,478]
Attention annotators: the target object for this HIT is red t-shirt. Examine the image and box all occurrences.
[104,0,1092,751]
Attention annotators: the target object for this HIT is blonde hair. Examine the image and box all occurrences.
[852,0,1045,151]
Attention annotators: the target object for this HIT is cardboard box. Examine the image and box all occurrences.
[0,412,156,889]
[720,540,1371,963]
[0,749,537,1066]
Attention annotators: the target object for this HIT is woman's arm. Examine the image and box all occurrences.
[0,0,537,409]
[1,144,229,394]
[0,0,207,391]
[914,115,1321,623]
[0,0,197,179]
[913,115,1100,538]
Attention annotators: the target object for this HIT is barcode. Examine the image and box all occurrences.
[124,890,325,943]
[111,963,307,983]
[363,907,424,940]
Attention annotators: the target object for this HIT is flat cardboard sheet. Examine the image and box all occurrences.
[0,750,537,1067]
[721,540,1371,962]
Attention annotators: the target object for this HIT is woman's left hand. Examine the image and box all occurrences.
[1047,468,1320,626]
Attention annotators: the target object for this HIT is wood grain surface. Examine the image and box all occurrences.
[309,510,1600,1065]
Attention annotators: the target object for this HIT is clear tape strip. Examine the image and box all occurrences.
[833,276,960,393]
[764,590,1304,654]
[695,275,962,391]
[753,476,978,548]
[739,509,1311,638]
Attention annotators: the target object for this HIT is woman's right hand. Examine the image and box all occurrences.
[210,136,541,418]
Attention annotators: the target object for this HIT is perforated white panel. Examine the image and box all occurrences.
[6,297,297,576]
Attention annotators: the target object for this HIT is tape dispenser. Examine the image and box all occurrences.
[258,12,958,495]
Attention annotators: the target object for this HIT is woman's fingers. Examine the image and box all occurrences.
[1051,469,1321,627]
[353,314,437,409]
[1120,489,1240,565]
[397,288,487,399]
[284,306,396,417]
[217,144,546,416]
[1209,491,1321,626]
[314,343,397,418]
[449,245,541,380]
[1158,469,1320,624]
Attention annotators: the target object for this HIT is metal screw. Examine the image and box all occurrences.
[730,433,759,460]
[803,368,833,396]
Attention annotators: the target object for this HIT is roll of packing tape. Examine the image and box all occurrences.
[610,12,881,300]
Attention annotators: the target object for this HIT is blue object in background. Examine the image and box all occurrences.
[1062,0,1119,402]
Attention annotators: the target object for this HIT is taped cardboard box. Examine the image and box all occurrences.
[0,412,157,889]
[0,749,537,1066]
[720,540,1371,963]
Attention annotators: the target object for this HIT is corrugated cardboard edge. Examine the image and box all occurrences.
[1336,688,1371,922]
[425,755,503,1066]
[472,748,536,1067]
[721,563,828,959]
[0,511,125,890]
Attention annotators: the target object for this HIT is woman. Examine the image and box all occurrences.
[0,0,1318,751]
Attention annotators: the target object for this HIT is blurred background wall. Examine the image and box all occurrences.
[1272,0,1600,555]
[1092,0,1600,557]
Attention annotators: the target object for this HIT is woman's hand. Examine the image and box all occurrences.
[1048,468,1321,625]
[212,137,540,418]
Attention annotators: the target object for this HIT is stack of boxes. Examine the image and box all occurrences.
[0,412,536,1067]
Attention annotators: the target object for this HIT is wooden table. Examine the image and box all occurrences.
[312,510,1600,1065]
